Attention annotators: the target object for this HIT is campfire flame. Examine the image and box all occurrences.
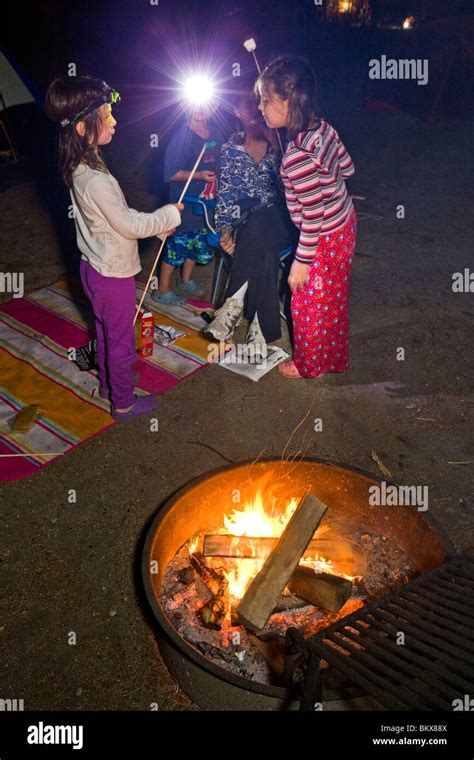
[207,488,354,604]
[219,489,296,601]
[224,490,299,543]
[300,553,355,583]
[186,477,359,616]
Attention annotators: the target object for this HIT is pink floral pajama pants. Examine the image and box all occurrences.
[291,210,357,379]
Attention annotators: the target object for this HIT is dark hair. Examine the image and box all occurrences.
[230,77,264,143]
[231,75,259,110]
[45,76,110,187]
[255,56,320,140]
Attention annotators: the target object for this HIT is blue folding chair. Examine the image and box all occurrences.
[181,193,218,236]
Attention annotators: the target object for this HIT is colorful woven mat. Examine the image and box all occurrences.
[0,279,213,481]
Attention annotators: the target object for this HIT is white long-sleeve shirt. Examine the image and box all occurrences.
[71,164,181,277]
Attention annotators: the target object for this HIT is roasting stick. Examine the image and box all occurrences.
[133,141,215,324]
[242,38,262,76]
[243,37,285,157]
[0,453,65,457]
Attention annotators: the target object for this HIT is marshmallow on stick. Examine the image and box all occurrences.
[243,37,284,155]
[243,37,257,52]
[243,37,260,73]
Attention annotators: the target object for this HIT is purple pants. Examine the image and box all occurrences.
[80,259,136,409]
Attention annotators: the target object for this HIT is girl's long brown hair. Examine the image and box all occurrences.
[256,56,320,141]
[45,76,109,187]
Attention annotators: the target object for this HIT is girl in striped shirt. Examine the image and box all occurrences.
[256,56,357,379]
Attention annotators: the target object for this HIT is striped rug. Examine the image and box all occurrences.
[0,279,214,481]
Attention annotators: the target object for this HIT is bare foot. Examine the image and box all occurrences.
[278,359,303,378]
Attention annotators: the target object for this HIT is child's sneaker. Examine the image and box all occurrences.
[151,290,186,305]
[245,315,267,365]
[111,394,157,421]
[203,298,243,341]
[176,277,205,297]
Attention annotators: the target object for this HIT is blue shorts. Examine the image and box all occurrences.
[162,229,214,267]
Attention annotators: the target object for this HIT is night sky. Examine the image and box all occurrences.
[3,0,472,103]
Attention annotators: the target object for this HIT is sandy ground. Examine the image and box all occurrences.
[0,110,473,710]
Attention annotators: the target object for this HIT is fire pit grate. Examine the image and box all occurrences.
[306,554,474,711]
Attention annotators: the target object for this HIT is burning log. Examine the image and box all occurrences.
[287,567,352,612]
[203,535,359,571]
[236,493,328,632]
[177,566,195,585]
[189,552,223,595]
[204,534,286,558]
[189,552,230,630]
[199,577,229,630]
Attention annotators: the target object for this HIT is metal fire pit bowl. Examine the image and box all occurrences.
[142,458,452,711]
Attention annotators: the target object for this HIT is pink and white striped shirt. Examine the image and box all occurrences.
[280,120,355,263]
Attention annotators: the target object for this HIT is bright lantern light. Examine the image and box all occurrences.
[403,16,414,29]
[182,75,214,105]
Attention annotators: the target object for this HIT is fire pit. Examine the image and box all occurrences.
[142,458,451,710]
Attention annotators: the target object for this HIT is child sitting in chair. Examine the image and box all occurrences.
[152,103,222,305]
[204,84,295,363]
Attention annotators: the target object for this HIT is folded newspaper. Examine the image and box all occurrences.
[216,345,289,382]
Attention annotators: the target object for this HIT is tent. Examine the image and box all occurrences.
[0,50,36,111]
[0,47,44,163]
